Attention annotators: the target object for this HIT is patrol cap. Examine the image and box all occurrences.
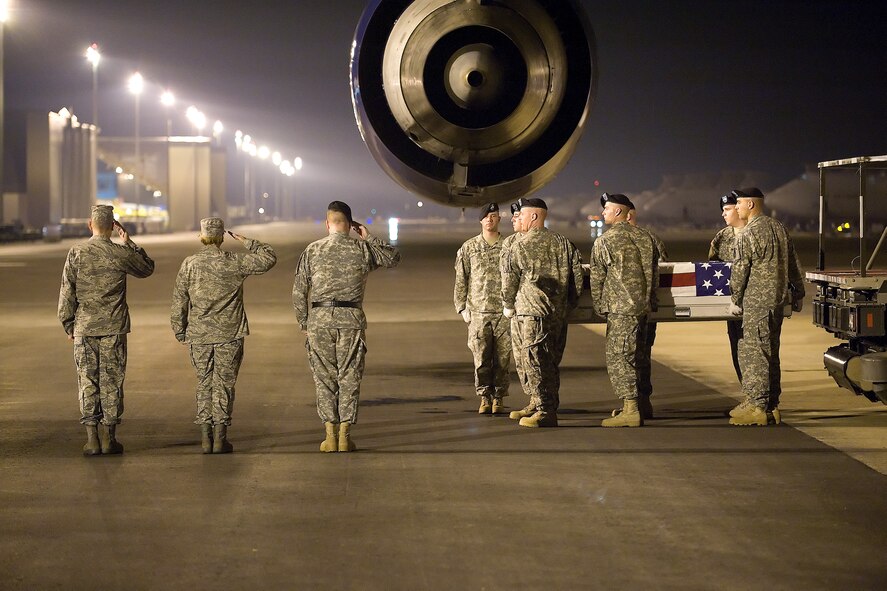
[200,217,225,238]
[479,202,499,220]
[521,197,547,210]
[327,200,353,224]
[720,193,738,209]
[731,187,764,198]
[600,192,634,209]
[91,204,115,227]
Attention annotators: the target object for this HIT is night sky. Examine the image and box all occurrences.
[4,0,885,215]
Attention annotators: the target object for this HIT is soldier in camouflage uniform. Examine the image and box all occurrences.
[170,218,277,453]
[454,203,511,414]
[293,201,401,452]
[727,188,804,426]
[501,201,534,420]
[627,204,667,419]
[590,193,659,427]
[708,193,748,383]
[501,198,583,428]
[58,205,155,456]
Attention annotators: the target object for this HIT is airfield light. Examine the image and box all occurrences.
[153,190,162,198]
[160,90,175,107]
[213,120,223,135]
[417,201,424,208]
[115,167,123,174]
[843,222,851,229]
[594,180,600,187]
[388,218,399,242]
[272,151,282,166]
[295,157,303,171]
[127,72,144,95]
[258,207,265,215]
[258,145,270,160]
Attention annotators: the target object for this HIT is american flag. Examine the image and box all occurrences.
[659,262,732,297]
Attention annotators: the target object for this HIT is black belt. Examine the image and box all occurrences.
[312,300,361,309]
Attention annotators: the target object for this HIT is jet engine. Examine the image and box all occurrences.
[350,0,597,207]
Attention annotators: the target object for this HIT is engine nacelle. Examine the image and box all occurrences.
[351,0,597,207]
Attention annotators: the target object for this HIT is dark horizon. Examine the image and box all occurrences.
[3,0,885,216]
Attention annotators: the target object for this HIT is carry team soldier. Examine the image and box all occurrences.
[501,200,534,419]
[626,203,667,419]
[293,201,401,452]
[501,197,583,428]
[709,192,748,383]
[57,205,155,456]
[727,188,804,426]
[170,218,277,454]
[589,193,659,427]
[454,203,512,414]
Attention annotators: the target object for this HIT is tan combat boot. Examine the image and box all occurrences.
[200,423,213,454]
[509,405,535,420]
[338,422,357,452]
[99,424,124,454]
[492,397,505,414]
[729,404,768,426]
[518,411,558,428]
[478,395,492,414]
[213,424,234,453]
[83,425,101,456]
[320,422,338,453]
[601,399,642,427]
[728,399,752,417]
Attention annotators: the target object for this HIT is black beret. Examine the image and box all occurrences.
[327,200,353,224]
[720,193,738,209]
[600,192,634,209]
[479,202,499,220]
[521,197,547,210]
[731,187,764,198]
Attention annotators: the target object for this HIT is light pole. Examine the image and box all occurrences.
[186,106,206,228]
[128,72,144,229]
[85,43,100,128]
[160,89,175,137]
[1,1,8,205]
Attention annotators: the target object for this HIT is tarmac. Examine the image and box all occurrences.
[1,220,885,590]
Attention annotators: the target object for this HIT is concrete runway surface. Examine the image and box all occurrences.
[1,221,885,590]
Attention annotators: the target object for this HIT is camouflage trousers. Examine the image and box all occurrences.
[513,316,562,413]
[727,319,743,382]
[738,309,783,409]
[636,321,656,399]
[189,339,244,426]
[74,334,127,426]
[306,327,366,424]
[605,313,645,401]
[467,312,511,399]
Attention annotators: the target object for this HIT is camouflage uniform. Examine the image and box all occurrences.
[589,221,659,401]
[293,232,400,424]
[454,234,511,400]
[634,226,667,400]
[501,228,582,414]
[709,225,744,381]
[170,238,277,426]
[58,235,155,426]
[501,232,525,387]
[731,215,804,409]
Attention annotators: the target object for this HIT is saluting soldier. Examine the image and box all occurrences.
[709,192,748,383]
[589,193,659,427]
[501,198,583,428]
[58,205,155,456]
[727,188,804,426]
[627,204,667,419]
[454,203,511,414]
[293,201,401,452]
[170,218,277,453]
